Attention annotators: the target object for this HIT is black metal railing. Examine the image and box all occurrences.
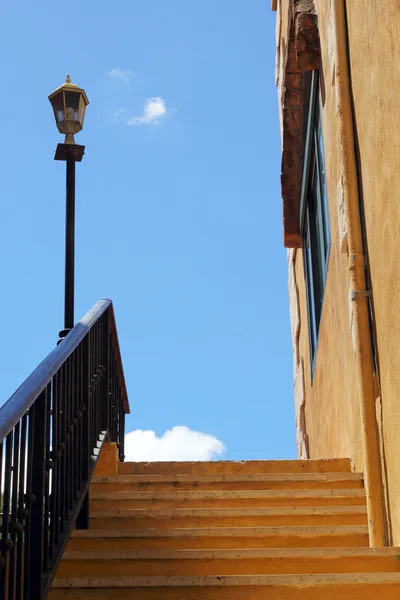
[0,299,130,599]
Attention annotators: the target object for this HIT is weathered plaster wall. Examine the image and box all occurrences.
[345,0,400,544]
[276,0,364,471]
[276,0,291,142]
[276,0,400,544]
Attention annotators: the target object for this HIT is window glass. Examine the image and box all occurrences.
[301,73,330,370]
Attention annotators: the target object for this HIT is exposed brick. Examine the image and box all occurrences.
[287,37,302,73]
[283,107,303,133]
[282,191,300,211]
[284,87,303,109]
[282,129,302,152]
[295,12,320,71]
[285,232,303,248]
[285,72,303,90]
[279,0,320,248]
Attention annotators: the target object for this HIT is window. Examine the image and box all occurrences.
[300,72,330,369]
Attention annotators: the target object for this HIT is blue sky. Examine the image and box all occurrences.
[0,0,296,460]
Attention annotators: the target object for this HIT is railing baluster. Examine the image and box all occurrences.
[9,420,20,599]
[64,360,69,521]
[59,363,66,534]
[23,408,35,600]
[71,352,76,503]
[43,384,52,572]
[77,344,83,492]
[102,313,110,435]
[16,414,28,600]
[27,390,47,599]
[0,440,4,595]
[119,388,125,461]
[97,323,101,442]
[49,374,59,558]
[90,328,95,454]
[76,336,90,530]
[95,322,100,442]
[55,368,62,546]
[67,357,73,513]
[1,432,13,599]
[74,349,79,501]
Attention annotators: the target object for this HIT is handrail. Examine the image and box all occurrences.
[0,299,111,441]
[0,299,130,599]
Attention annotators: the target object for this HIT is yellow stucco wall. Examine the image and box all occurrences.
[298,0,365,469]
[277,0,364,469]
[276,0,400,543]
[344,0,400,544]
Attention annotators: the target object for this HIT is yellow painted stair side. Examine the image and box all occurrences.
[118,458,353,475]
[57,547,400,577]
[88,505,367,528]
[89,488,367,509]
[67,524,370,549]
[49,573,400,600]
[91,471,364,492]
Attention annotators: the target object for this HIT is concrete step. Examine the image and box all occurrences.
[68,525,369,550]
[57,547,400,578]
[88,505,367,529]
[49,573,400,600]
[91,472,363,492]
[118,459,353,475]
[89,488,367,510]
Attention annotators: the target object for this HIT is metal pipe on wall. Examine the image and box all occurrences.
[331,0,387,547]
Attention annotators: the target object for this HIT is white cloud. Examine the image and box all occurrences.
[108,67,135,84]
[124,426,226,461]
[127,97,167,126]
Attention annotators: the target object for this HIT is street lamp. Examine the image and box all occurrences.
[49,75,89,341]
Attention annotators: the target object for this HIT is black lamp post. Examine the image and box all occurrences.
[49,75,89,341]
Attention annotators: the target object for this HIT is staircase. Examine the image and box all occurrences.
[49,445,400,599]
[5,300,398,599]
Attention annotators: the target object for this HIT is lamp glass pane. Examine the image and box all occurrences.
[51,92,65,123]
[78,96,86,125]
[65,91,80,121]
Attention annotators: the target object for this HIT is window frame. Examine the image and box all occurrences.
[300,71,331,376]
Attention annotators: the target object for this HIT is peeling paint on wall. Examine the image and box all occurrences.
[294,358,310,458]
[327,0,336,86]
[288,247,309,459]
[337,176,348,253]
[348,287,356,352]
